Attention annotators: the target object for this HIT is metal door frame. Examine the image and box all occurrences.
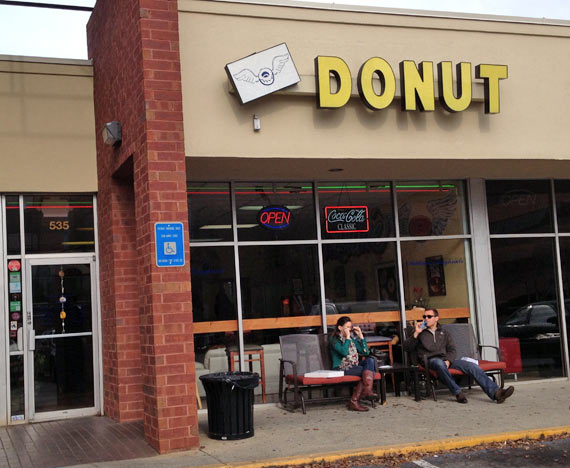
[24,256,100,422]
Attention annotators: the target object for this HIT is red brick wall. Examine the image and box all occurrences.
[88,0,198,453]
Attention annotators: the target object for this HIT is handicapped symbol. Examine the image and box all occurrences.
[164,242,176,255]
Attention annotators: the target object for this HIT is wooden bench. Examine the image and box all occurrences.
[278,333,383,414]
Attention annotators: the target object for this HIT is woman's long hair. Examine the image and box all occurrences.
[333,316,352,338]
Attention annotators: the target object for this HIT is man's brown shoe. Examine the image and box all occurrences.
[495,386,514,403]
[456,392,468,404]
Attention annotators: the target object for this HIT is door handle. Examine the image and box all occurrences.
[28,329,35,351]
[17,327,23,352]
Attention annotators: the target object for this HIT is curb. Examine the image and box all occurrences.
[205,426,570,468]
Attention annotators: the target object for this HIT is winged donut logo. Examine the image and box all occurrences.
[232,54,290,86]
[225,43,301,104]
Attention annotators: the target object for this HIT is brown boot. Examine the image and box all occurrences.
[348,382,369,411]
[361,370,378,400]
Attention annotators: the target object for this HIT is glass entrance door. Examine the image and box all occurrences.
[26,258,99,420]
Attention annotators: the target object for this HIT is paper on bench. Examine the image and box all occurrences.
[304,370,344,378]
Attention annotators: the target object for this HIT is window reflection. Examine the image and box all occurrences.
[239,244,319,321]
[32,264,92,336]
[491,238,562,379]
[559,237,570,368]
[6,196,20,255]
[486,180,553,234]
[24,195,94,254]
[190,246,237,323]
[188,183,233,242]
[34,336,94,412]
[555,180,570,233]
[397,181,468,236]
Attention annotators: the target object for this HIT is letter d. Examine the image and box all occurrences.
[315,56,352,109]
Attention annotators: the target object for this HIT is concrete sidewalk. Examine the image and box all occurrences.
[70,379,570,468]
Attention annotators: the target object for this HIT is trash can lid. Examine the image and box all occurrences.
[200,371,260,389]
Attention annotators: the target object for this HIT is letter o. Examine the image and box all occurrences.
[357,57,396,110]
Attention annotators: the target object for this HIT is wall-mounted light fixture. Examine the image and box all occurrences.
[102,121,122,146]
[253,114,261,131]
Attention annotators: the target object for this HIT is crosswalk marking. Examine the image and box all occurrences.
[412,460,440,468]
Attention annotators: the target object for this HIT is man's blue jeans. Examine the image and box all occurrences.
[428,358,499,400]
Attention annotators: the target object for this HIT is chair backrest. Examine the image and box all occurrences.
[279,334,329,375]
[441,323,481,360]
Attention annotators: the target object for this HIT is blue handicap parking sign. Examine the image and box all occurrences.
[155,222,185,267]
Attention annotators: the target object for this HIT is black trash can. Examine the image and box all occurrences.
[200,371,259,440]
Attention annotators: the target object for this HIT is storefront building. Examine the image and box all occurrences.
[1,0,570,455]
[0,57,99,424]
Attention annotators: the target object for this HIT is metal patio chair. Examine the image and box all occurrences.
[407,323,506,401]
[278,333,382,413]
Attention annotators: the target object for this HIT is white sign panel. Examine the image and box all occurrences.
[225,43,301,104]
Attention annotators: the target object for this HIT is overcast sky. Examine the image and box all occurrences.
[1,0,569,60]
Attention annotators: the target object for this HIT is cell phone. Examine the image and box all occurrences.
[419,321,427,330]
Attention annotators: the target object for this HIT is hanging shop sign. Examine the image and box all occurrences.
[325,206,369,233]
[315,56,508,114]
[155,222,185,267]
[226,43,301,104]
[258,206,292,230]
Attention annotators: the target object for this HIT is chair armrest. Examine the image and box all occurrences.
[478,344,502,362]
[279,358,297,377]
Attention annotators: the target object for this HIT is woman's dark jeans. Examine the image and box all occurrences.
[343,356,375,376]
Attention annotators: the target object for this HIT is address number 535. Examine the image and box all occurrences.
[49,221,70,230]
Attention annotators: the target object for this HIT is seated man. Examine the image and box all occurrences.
[404,308,514,404]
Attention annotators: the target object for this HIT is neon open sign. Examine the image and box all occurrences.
[258,206,291,230]
[325,206,369,233]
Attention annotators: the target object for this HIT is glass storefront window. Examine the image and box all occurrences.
[397,180,468,236]
[32,264,92,336]
[6,195,20,255]
[319,182,394,240]
[322,241,400,340]
[191,246,237,323]
[188,182,233,242]
[486,180,553,234]
[239,244,320,341]
[10,355,25,420]
[235,182,316,241]
[24,194,95,254]
[190,246,238,361]
[34,336,94,412]
[400,239,471,314]
[555,180,570,233]
[491,237,562,379]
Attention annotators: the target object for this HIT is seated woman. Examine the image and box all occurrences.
[329,316,377,412]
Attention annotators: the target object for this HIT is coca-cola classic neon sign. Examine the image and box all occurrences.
[325,206,369,233]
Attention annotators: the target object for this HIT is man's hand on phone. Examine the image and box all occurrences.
[413,321,424,338]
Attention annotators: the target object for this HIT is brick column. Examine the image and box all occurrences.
[88,0,199,453]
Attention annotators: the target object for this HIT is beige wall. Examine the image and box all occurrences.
[0,57,96,192]
[178,0,570,180]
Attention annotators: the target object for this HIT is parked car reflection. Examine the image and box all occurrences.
[498,300,569,377]
[498,301,569,341]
